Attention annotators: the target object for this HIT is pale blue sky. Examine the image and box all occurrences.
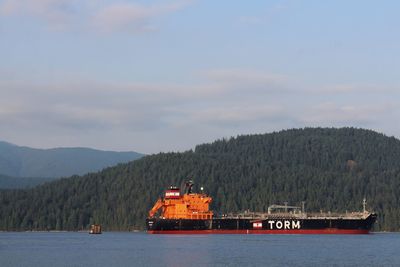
[0,0,399,153]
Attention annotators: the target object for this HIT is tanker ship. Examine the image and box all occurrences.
[146,181,377,234]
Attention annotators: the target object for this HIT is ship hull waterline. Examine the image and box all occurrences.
[147,229,370,234]
[146,215,376,235]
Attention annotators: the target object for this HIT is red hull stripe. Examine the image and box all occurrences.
[147,229,370,235]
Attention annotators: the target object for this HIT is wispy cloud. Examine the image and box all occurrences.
[187,105,287,128]
[90,1,191,33]
[298,102,395,126]
[205,69,288,87]
[238,0,292,26]
[0,0,193,32]
[202,69,293,97]
[0,0,78,29]
[314,84,399,94]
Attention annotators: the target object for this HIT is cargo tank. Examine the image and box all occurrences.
[146,181,376,234]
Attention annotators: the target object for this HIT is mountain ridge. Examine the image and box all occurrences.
[0,141,144,178]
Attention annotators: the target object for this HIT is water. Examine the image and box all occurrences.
[1,232,399,267]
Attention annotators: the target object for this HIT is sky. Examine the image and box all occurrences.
[0,0,399,154]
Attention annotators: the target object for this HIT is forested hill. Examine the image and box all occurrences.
[1,127,400,231]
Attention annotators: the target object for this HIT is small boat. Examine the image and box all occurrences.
[89,224,102,234]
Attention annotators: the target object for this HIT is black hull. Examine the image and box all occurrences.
[146,213,377,234]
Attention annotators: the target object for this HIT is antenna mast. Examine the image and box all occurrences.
[363,198,367,213]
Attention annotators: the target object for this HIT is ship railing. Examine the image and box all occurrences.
[304,211,370,219]
[219,211,371,220]
[220,212,308,219]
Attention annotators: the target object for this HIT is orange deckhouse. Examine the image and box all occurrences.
[148,181,213,220]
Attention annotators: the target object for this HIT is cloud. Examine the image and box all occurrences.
[205,69,288,87]
[237,0,292,26]
[311,84,399,94]
[0,0,192,32]
[1,67,399,153]
[0,0,78,28]
[187,105,287,128]
[90,1,191,33]
[297,102,395,126]
[0,68,290,144]
[0,82,168,135]
[202,69,293,97]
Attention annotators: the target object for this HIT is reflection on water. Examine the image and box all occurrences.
[0,232,400,267]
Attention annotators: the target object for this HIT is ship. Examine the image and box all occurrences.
[146,181,377,234]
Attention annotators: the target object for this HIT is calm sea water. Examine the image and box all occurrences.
[0,232,399,267]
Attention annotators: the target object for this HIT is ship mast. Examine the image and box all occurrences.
[363,198,367,213]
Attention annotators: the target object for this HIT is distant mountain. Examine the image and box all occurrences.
[0,141,144,178]
[0,174,53,189]
[1,127,400,232]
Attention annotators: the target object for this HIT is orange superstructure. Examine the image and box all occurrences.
[148,181,213,220]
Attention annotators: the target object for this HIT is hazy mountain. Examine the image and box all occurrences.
[0,141,143,178]
[1,128,400,231]
[0,174,53,189]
